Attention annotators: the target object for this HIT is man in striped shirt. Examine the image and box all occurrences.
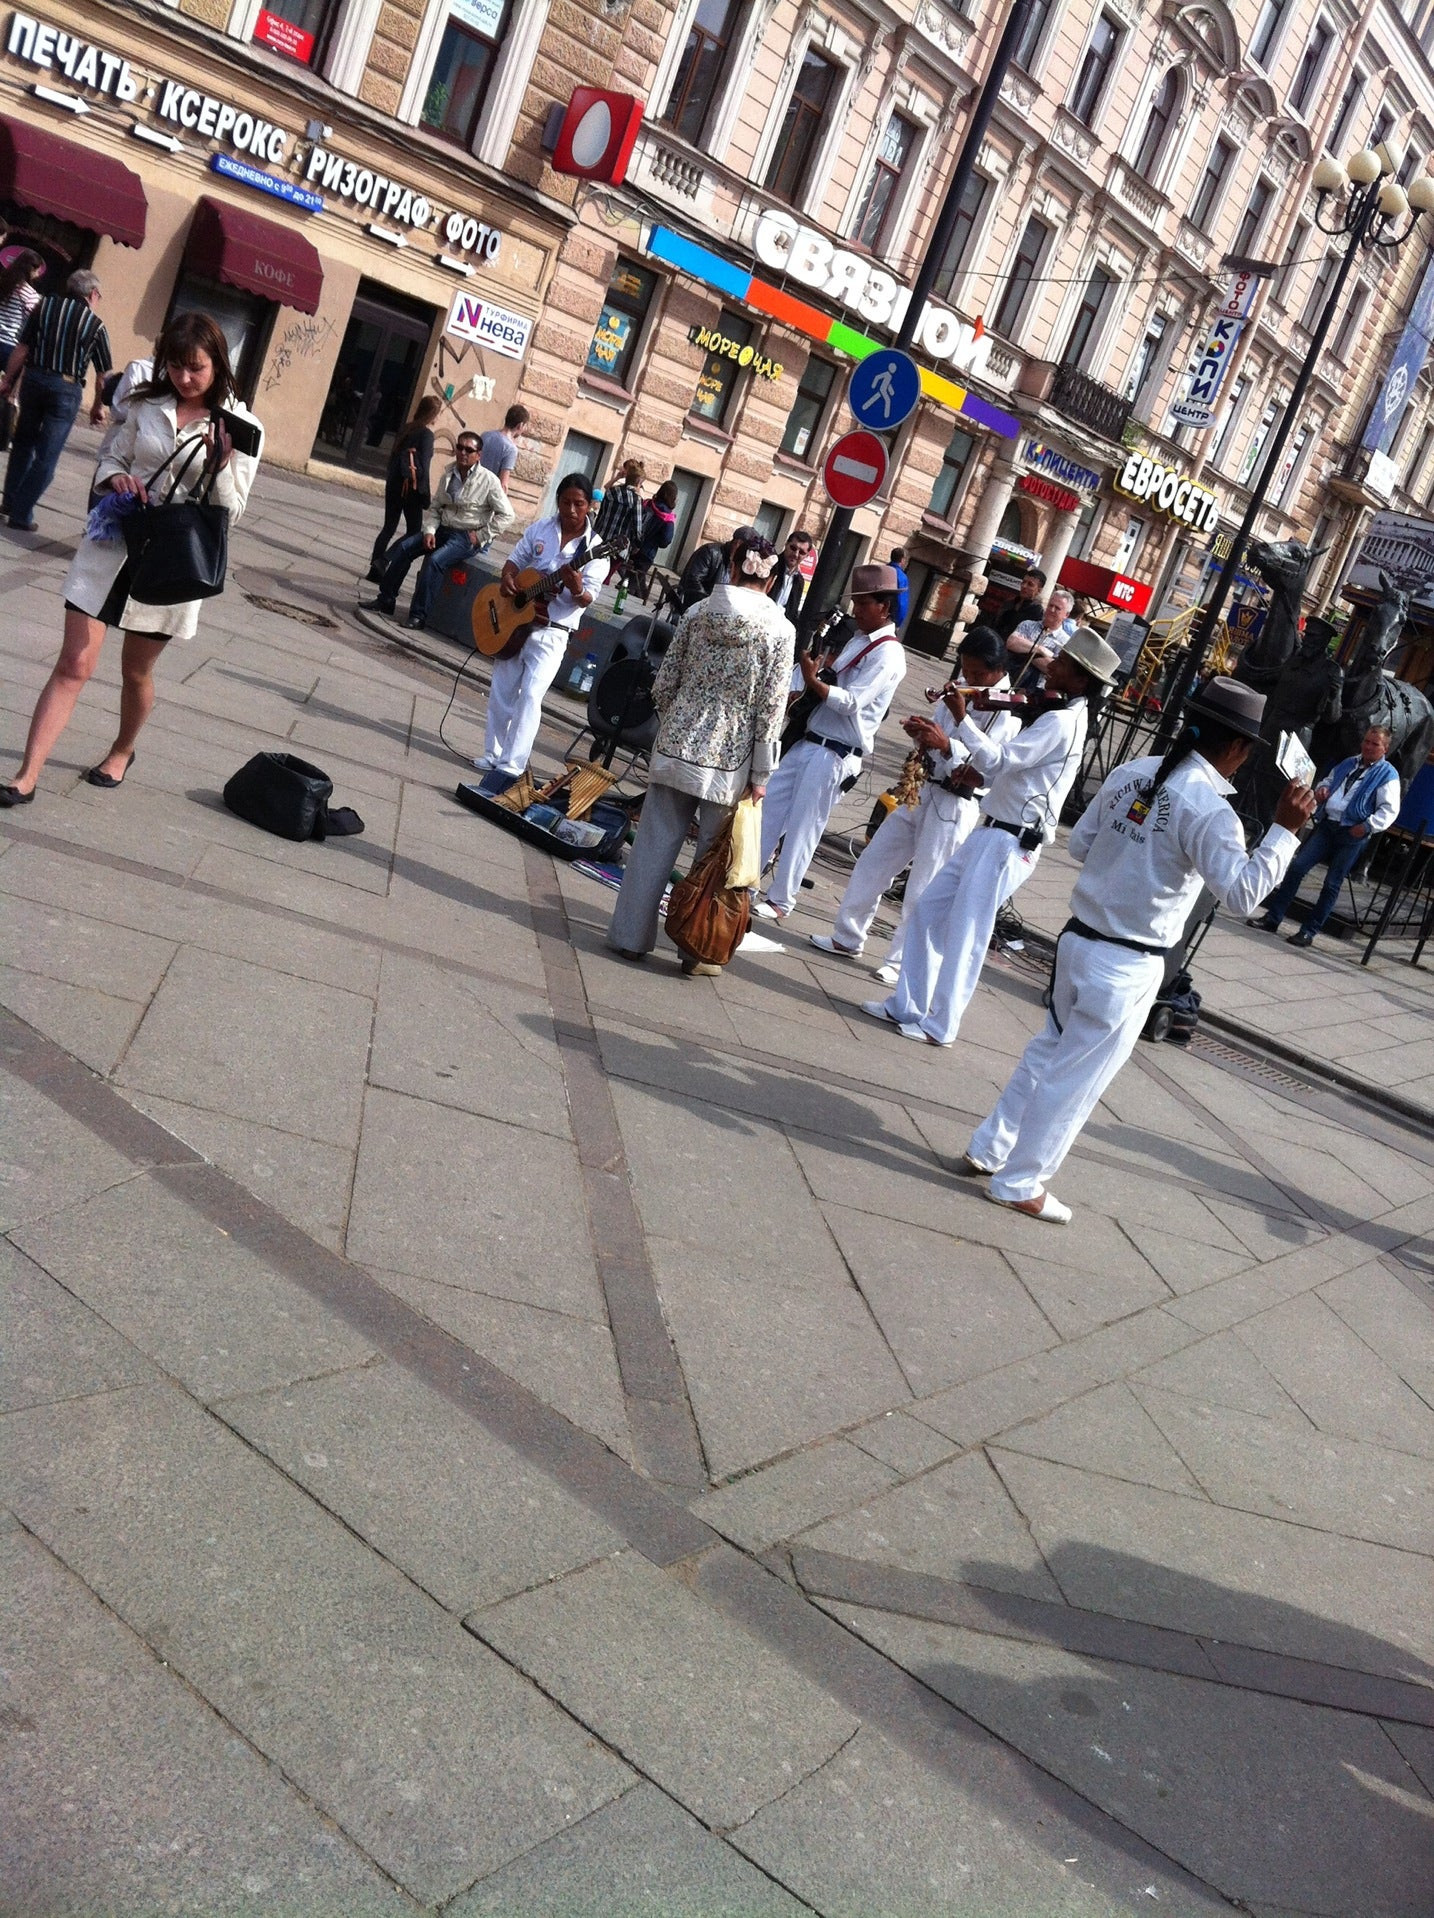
[0,268,110,530]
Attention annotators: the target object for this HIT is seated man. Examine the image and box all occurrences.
[366,430,515,629]
[1251,723,1401,946]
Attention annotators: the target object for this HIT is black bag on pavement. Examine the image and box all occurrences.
[223,753,365,842]
[122,430,230,606]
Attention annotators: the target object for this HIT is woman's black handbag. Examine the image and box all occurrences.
[121,429,230,606]
[223,753,364,842]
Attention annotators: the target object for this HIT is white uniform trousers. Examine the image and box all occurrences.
[972,933,1164,1202]
[882,826,1037,1046]
[833,785,978,966]
[759,739,852,914]
[481,625,570,776]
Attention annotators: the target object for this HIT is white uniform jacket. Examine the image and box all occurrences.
[806,626,907,755]
[507,516,609,630]
[1069,752,1299,944]
[923,677,1022,816]
[65,394,263,640]
[955,698,1088,844]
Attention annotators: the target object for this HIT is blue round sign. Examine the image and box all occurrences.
[848,349,921,432]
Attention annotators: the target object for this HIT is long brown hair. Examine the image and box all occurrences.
[134,312,237,409]
[0,249,44,305]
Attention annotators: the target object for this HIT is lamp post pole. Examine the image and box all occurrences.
[796,0,1034,649]
[1158,149,1434,735]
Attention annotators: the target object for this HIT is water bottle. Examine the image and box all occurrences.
[578,651,597,695]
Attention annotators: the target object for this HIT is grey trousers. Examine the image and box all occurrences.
[607,782,733,956]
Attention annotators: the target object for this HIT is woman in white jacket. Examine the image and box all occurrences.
[0,312,262,806]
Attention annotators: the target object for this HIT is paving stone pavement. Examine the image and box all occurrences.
[3,431,1433,1915]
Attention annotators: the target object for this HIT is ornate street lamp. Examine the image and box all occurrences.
[1160,146,1434,732]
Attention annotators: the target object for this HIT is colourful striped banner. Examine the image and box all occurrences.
[646,225,1019,440]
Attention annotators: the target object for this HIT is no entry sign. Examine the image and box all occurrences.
[822,430,888,509]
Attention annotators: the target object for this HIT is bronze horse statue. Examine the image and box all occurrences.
[1310,570,1433,788]
[1233,539,1343,826]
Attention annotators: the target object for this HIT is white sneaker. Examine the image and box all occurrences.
[471,755,493,771]
[985,1189,1072,1224]
[752,898,784,921]
[873,962,900,986]
[810,933,862,957]
[861,998,897,1024]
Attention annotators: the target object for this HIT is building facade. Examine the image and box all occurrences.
[4,0,1434,656]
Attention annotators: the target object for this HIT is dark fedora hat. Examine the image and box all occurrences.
[1186,675,1266,741]
[850,562,901,596]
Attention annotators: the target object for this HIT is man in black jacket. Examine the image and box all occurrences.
[674,524,758,612]
[769,528,814,622]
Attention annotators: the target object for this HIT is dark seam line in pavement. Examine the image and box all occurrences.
[687,1547,1230,1906]
[789,1547,1434,1729]
[0,821,550,1002]
[519,843,708,1493]
[1379,1251,1434,1305]
[1133,1050,1337,1231]
[0,1013,1323,1909]
[0,1001,709,1566]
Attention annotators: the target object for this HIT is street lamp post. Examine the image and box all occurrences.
[1158,145,1434,734]
[795,0,1034,650]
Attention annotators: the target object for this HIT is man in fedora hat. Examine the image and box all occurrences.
[966,676,1314,1223]
[863,626,1120,1047]
[809,624,1020,979]
[755,563,908,919]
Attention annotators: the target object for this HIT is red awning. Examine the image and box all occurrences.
[0,114,146,247]
[184,197,323,315]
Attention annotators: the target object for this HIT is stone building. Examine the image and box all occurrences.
[4,0,1434,653]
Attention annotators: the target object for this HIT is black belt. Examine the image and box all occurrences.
[983,815,1044,851]
[1064,915,1171,957]
[804,733,860,758]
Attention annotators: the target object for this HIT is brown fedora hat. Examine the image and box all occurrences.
[851,563,901,596]
[1185,674,1266,741]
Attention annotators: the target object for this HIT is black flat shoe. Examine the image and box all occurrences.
[83,751,135,789]
[0,782,35,806]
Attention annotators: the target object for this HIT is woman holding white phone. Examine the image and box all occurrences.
[0,312,262,807]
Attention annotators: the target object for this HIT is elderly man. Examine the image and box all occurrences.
[1251,723,1401,946]
[1007,585,1076,682]
[0,268,110,529]
[366,430,514,629]
[755,562,907,920]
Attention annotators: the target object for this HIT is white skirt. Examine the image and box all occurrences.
[62,531,208,640]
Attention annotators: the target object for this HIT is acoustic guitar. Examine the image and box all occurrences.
[471,536,619,659]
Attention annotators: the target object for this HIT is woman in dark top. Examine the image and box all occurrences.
[367,394,441,580]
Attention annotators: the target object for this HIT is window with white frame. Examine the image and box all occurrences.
[780,353,838,460]
[1209,375,1247,463]
[1013,0,1053,72]
[1111,515,1146,572]
[420,0,512,147]
[1332,283,1369,360]
[852,112,919,250]
[1273,220,1309,306]
[1239,399,1279,485]
[1189,137,1235,229]
[1289,20,1332,115]
[1275,423,1310,504]
[764,49,841,203]
[1328,69,1364,154]
[1124,310,1168,406]
[1133,68,1179,179]
[1061,265,1116,369]
[1398,143,1425,184]
[1069,12,1120,127]
[248,0,343,66]
[1301,249,1339,331]
[662,0,745,144]
[1250,0,1290,67]
[1231,178,1275,259]
[990,213,1051,339]
[931,173,991,301]
[927,424,976,520]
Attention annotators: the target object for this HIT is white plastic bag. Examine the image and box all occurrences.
[726,794,762,890]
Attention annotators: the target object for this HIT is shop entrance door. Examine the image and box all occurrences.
[313,284,435,472]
